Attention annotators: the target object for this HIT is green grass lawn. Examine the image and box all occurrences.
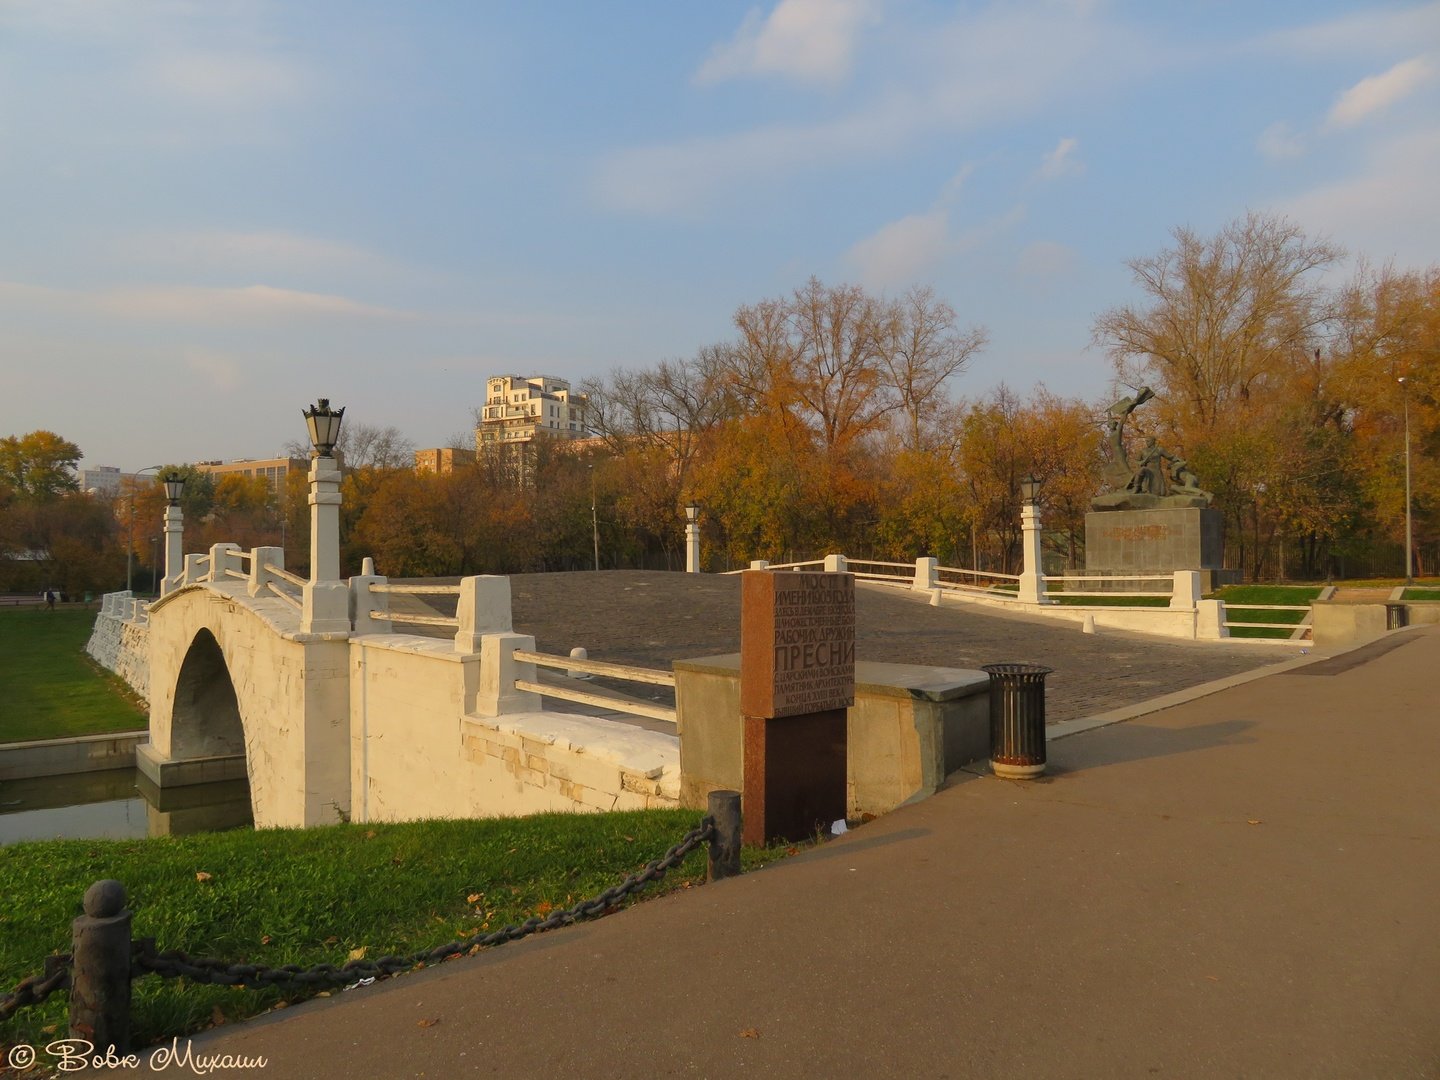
[1403,588,1440,601]
[0,608,146,743]
[0,812,798,1050]
[1211,585,1321,639]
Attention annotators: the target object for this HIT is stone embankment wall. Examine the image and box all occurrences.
[348,632,678,824]
[86,609,151,704]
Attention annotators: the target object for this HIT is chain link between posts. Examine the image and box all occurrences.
[0,817,714,1020]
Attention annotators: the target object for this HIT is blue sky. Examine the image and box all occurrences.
[2,0,1437,470]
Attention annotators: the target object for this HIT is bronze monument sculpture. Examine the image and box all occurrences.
[1092,387,1212,511]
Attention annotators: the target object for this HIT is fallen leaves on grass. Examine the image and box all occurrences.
[194,871,213,883]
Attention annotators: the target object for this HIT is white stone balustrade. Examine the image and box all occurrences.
[1170,570,1203,610]
[182,553,209,587]
[207,543,243,582]
[349,558,392,634]
[823,554,848,573]
[245,546,285,599]
[913,557,938,591]
[455,574,514,653]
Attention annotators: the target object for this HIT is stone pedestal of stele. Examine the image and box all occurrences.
[1084,507,1240,594]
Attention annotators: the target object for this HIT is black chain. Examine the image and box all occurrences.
[0,955,71,1022]
[132,818,714,992]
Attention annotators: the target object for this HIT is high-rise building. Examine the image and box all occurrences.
[476,375,590,450]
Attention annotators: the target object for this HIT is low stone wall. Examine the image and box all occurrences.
[1312,601,1440,648]
[349,632,679,824]
[462,713,679,815]
[0,730,149,780]
[673,654,989,819]
[85,609,151,704]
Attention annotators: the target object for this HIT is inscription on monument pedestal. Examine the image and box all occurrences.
[739,570,855,844]
[741,571,856,718]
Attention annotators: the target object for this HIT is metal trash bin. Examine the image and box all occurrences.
[981,662,1053,779]
[1386,603,1409,630]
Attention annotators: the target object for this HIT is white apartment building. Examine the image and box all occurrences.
[78,466,123,497]
[476,375,590,449]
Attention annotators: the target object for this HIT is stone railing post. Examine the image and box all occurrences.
[70,880,132,1056]
[162,504,183,596]
[455,574,514,653]
[1197,599,1229,640]
[1018,501,1047,605]
[208,543,241,582]
[913,557,938,591]
[476,633,541,716]
[301,453,350,635]
[823,554,848,573]
[749,560,770,570]
[350,557,392,634]
[1170,570,1202,610]
[182,553,208,587]
[247,546,284,598]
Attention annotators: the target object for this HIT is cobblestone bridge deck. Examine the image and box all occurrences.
[393,570,1290,724]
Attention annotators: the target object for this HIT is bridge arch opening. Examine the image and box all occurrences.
[171,628,246,759]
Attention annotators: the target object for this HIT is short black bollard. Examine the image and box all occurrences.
[70,879,132,1054]
[706,790,742,881]
[981,663,1053,779]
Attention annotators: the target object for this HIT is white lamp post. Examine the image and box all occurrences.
[1399,376,1414,585]
[684,502,701,574]
[301,398,350,634]
[1017,475,1047,605]
[160,472,185,596]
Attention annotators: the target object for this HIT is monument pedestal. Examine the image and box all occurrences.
[1085,507,1240,592]
[739,570,855,845]
[741,710,847,845]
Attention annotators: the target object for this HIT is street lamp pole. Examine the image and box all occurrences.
[1400,376,1414,584]
[125,465,163,593]
[589,464,599,572]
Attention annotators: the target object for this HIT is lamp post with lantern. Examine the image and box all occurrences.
[1017,474,1047,605]
[684,502,701,574]
[300,398,350,634]
[161,472,185,596]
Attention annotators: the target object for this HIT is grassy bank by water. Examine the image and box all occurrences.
[1,812,795,1050]
[0,608,146,743]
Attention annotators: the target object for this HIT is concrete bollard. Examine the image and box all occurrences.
[566,646,592,679]
[706,790,743,882]
[1082,614,1097,634]
[70,880,132,1055]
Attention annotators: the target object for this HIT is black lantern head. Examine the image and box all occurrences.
[162,472,185,506]
[303,398,345,456]
[1020,475,1040,505]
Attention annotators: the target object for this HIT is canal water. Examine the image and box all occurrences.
[0,770,252,845]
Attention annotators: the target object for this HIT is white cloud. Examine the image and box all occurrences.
[98,284,407,323]
[185,348,242,393]
[134,230,389,272]
[598,4,1154,215]
[1257,3,1440,59]
[1326,55,1435,129]
[140,49,307,108]
[1256,121,1306,161]
[1016,241,1078,276]
[846,203,1024,289]
[846,210,953,287]
[0,280,408,324]
[1277,127,1440,268]
[695,0,880,86]
[1037,137,1083,180]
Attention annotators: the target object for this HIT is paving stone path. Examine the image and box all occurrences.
[398,570,1292,724]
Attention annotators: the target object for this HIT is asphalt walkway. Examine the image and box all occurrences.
[180,625,1439,1079]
